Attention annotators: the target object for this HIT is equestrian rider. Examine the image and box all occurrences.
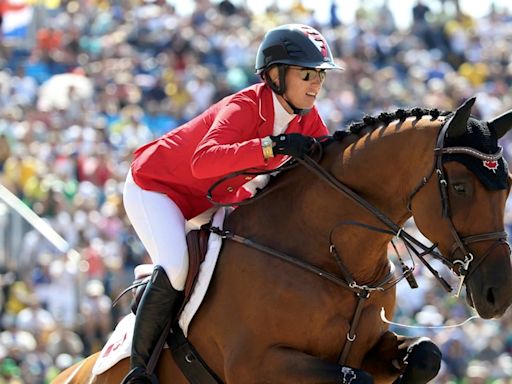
[121,23,343,383]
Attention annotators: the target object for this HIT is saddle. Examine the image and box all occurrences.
[184,227,211,298]
[131,226,211,314]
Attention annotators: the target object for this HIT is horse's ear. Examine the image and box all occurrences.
[488,109,512,139]
[446,97,476,138]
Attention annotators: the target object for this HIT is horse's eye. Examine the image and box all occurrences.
[452,183,466,194]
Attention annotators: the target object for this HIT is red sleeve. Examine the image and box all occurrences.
[191,96,266,179]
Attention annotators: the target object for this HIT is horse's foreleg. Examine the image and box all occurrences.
[226,346,373,384]
[361,331,441,384]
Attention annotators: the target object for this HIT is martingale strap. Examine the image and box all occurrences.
[206,224,394,367]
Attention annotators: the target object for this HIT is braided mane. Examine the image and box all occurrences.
[333,107,451,140]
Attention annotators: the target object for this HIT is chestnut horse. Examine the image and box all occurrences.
[53,98,512,384]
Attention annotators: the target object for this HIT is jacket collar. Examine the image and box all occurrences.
[257,84,300,136]
[257,83,273,123]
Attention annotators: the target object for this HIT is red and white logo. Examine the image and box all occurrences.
[299,25,328,58]
[483,160,499,173]
[100,331,127,358]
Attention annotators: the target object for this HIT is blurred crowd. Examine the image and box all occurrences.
[0,0,511,382]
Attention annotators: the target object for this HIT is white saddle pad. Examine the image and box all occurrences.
[92,208,226,375]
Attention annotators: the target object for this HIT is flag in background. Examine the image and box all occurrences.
[25,0,61,9]
[0,0,33,39]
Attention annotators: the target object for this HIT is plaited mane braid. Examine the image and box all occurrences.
[333,108,449,140]
[331,106,509,191]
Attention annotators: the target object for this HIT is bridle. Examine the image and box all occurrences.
[407,115,509,296]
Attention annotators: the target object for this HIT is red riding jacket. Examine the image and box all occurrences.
[131,82,329,219]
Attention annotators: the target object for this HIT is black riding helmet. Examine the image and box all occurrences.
[255,24,343,114]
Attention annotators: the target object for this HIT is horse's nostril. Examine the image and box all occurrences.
[486,287,496,305]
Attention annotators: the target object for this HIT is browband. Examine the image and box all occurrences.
[436,146,503,162]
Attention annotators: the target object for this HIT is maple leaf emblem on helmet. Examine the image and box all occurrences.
[483,160,499,173]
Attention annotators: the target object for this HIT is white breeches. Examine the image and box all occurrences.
[123,170,188,291]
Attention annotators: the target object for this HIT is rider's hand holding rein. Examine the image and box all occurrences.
[270,133,315,158]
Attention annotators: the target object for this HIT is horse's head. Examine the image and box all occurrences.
[410,98,512,318]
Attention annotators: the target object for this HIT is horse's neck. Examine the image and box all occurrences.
[323,119,441,281]
[338,118,441,219]
[227,118,441,284]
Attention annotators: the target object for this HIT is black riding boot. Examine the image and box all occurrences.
[121,265,183,384]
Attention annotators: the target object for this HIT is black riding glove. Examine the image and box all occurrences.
[270,133,315,158]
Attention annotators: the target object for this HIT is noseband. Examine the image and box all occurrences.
[409,116,509,296]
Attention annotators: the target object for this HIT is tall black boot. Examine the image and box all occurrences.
[121,265,184,384]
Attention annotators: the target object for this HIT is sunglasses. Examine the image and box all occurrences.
[289,66,327,82]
